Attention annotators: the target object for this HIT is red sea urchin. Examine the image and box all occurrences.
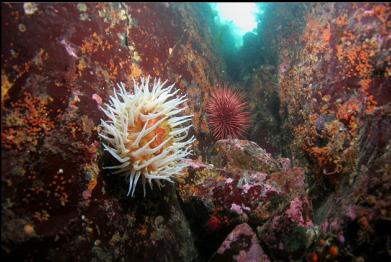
[206,86,250,140]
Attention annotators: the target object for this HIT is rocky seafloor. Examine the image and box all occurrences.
[1,3,390,262]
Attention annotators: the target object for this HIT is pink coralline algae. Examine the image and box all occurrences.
[345,205,358,221]
[230,203,250,215]
[230,203,243,215]
[92,93,103,106]
[242,183,253,194]
[226,178,234,184]
[183,159,209,169]
[215,223,270,262]
[60,39,78,59]
[238,171,276,196]
[260,184,281,197]
[82,190,92,200]
[286,197,313,228]
[321,221,329,232]
[271,215,281,229]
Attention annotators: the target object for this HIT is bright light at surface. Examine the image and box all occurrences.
[214,3,258,34]
[210,3,259,47]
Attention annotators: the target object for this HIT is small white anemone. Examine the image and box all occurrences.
[99,76,195,197]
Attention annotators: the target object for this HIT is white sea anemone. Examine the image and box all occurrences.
[99,76,195,197]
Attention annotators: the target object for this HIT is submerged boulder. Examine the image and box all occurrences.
[210,223,270,262]
[179,139,309,260]
[256,195,316,260]
[210,139,282,173]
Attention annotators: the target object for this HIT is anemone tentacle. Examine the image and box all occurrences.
[100,76,194,197]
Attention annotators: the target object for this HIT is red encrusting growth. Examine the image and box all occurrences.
[206,87,250,140]
[206,215,222,232]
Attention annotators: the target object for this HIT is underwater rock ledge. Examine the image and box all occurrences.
[179,139,312,260]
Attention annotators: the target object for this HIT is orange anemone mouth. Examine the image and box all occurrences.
[127,114,173,172]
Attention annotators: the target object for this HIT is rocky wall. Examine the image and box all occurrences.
[276,2,390,201]
[1,3,224,261]
[267,2,390,261]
